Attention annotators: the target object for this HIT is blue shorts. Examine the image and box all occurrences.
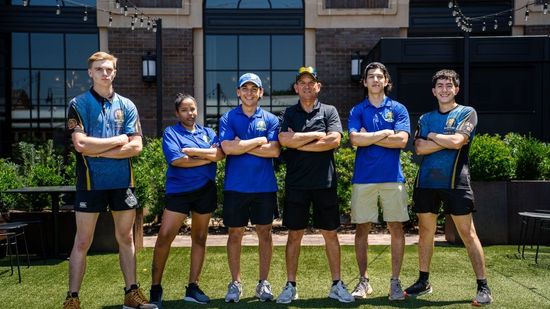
[222,191,278,227]
[74,188,138,213]
[165,181,218,215]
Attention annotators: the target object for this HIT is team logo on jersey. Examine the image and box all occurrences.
[256,120,267,131]
[464,121,474,133]
[114,109,124,124]
[383,110,394,123]
[67,118,78,130]
[446,118,456,128]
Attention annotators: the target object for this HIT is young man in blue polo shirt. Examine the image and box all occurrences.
[404,69,493,306]
[218,73,281,303]
[277,66,354,304]
[348,62,410,301]
[64,52,156,309]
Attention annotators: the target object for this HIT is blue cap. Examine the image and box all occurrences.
[238,73,262,88]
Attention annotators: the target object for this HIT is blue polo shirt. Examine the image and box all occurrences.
[416,105,477,189]
[348,97,410,184]
[67,89,142,191]
[219,105,279,193]
[162,123,218,194]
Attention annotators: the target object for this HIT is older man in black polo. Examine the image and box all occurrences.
[276,66,354,304]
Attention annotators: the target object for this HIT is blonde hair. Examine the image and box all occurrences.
[87,52,118,69]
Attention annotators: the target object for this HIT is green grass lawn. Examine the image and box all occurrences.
[1,244,549,308]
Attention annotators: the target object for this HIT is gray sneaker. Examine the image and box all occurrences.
[224,281,243,303]
[255,280,274,302]
[389,278,405,301]
[474,286,493,305]
[351,277,373,299]
[328,281,354,303]
[276,282,298,304]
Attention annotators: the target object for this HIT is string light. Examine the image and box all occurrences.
[450,1,548,33]
[21,0,157,32]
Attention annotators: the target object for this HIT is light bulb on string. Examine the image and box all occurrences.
[544,3,548,15]
[524,8,529,22]
[482,21,486,32]
[124,5,128,16]
[56,2,61,15]
[448,1,453,9]
[494,19,498,30]
[131,20,135,31]
[109,12,113,27]
[152,21,157,33]
[22,0,28,7]
[456,16,460,23]
[134,12,138,23]
[508,15,513,27]
[140,16,144,27]
[453,10,457,17]
[115,0,120,9]
[147,19,152,31]
[83,6,88,22]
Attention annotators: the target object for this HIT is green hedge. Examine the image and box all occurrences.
[2,132,548,221]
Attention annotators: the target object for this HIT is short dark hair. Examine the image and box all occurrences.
[362,62,392,95]
[174,93,197,111]
[432,69,460,88]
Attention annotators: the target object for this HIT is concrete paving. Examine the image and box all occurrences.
[143,232,446,247]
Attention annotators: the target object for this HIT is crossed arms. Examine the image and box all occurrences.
[221,137,281,158]
[278,128,341,152]
[414,132,469,155]
[72,131,143,159]
[172,146,225,168]
[349,128,408,149]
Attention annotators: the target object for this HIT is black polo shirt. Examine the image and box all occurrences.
[280,100,343,190]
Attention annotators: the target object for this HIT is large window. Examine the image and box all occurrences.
[11,32,98,141]
[204,0,304,127]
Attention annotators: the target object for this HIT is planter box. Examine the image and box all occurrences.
[445,180,550,245]
[8,208,143,256]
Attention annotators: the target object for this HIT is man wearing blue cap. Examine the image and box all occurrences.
[276,67,354,304]
[218,73,281,303]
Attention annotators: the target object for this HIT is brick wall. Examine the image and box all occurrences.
[108,28,193,137]
[315,28,401,127]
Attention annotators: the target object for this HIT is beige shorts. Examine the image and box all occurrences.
[351,183,409,224]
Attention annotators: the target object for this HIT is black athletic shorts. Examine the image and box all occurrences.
[222,191,278,227]
[165,181,218,215]
[412,188,475,216]
[74,188,138,212]
[283,187,340,231]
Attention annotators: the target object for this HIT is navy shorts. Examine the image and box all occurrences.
[222,191,278,227]
[283,187,340,231]
[412,188,475,216]
[74,188,139,213]
[165,181,217,215]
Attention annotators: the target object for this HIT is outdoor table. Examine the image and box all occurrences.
[517,211,550,263]
[3,186,76,258]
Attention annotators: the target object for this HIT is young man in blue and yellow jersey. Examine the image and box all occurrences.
[404,69,493,306]
[64,52,156,309]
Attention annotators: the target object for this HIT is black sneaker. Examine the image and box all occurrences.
[184,283,210,304]
[404,279,433,297]
[149,286,163,309]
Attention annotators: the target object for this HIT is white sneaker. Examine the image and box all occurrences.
[255,280,274,302]
[224,281,243,303]
[276,282,298,304]
[328,281,355,303]
[388,278,405,301]
[351,277,373,299]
